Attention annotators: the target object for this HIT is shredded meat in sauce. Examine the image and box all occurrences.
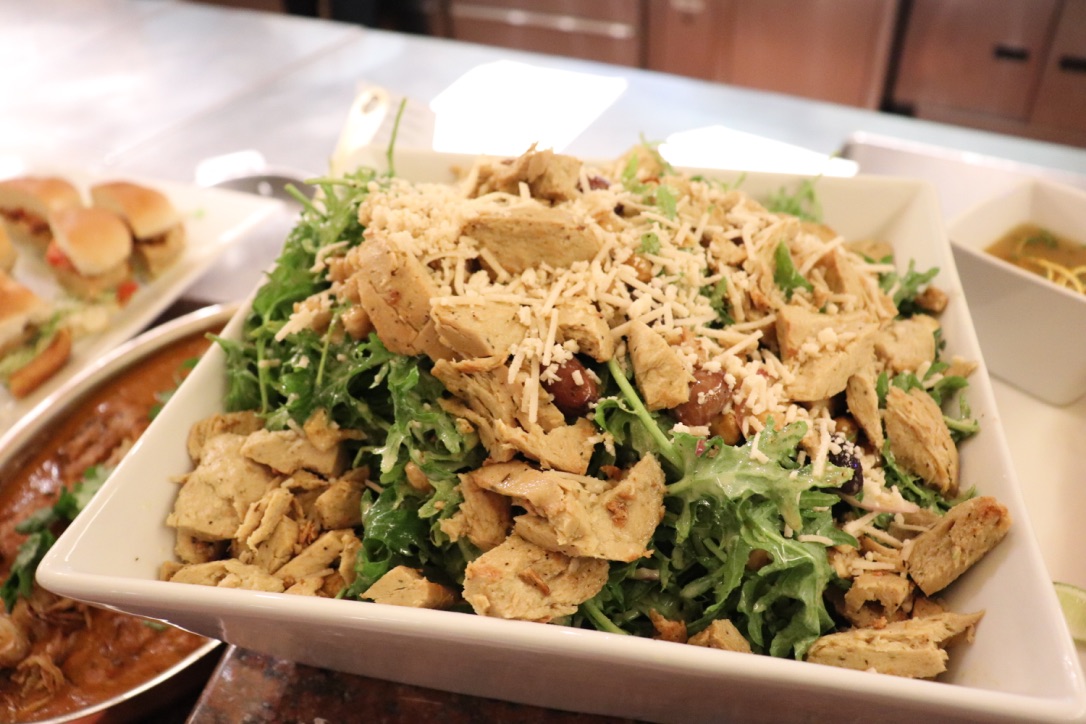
[0,333,211,720]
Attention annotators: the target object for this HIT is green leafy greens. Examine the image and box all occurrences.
[586,358,854,659]
[2,466,111,612]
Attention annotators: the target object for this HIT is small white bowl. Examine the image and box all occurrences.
[948,178,1086,406]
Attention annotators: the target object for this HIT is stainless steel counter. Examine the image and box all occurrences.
[6,0,1086,184]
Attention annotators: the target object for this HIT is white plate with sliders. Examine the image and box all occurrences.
[38,149,1086,723]
[0,159,283,436]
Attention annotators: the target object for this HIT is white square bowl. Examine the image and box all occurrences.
[37,151,1086,723]
[947,178,1086,406]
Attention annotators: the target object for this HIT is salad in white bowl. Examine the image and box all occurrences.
[159,143,1010,677]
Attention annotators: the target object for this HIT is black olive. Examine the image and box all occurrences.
[828,445,863,496]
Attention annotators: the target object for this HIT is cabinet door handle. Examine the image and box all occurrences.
[1058,55,1086,74]
[993,44,1030,62]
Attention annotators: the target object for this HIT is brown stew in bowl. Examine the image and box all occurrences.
[0,329,215,721]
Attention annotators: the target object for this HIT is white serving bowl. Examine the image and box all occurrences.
[37,151,1086,724]
[948,178,1086,406]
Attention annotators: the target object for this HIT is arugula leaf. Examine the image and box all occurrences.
[765,179,822,223]
[879,258,939,318]
[655,185,678,220]
[639,232,661,255]
[774,241,814,300]
[702,277,734,326]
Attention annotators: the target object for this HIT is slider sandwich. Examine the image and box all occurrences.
[46,207,136,304]
[0,270,71,399]
[0,176,82,247]
[91,181,186,278]
[0,224,15,273]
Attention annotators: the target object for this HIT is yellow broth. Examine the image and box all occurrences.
[986,222,1086,294]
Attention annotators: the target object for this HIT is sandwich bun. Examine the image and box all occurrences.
[49,207,132,277]
[0,224,15,273]
[0,176,83,245]
[0,270,49,355]
[90,181,181,239]
[47,208,134,300]
[90,181,186,277]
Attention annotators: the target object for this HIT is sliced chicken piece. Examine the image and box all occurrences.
[275,530,355,586]
[234,487,298,574]
[463,205,600,276]
[241,428,346,477]
[842,572,914,625]
[688,619,752,654]
[775,306,873,361]
[303,408,365,452]
[819,248,898,321]
[806,611,984,679]
[944,356,978,379]
[626,321,693,411]
[431,299,527,359]
[492,418,597,475]
[907,496,1011,596]
[438,396,516,464]
[556,298,614,362]
[362,566,457,609]
[285,575,330,597]
[166,559,286,593]
[874,314,941,374]
[339,535,362,586]
[883,387,958,495]
[168,433,281,541]
[648,610,687,643]
[462,534,609,622]
[846,368,884,449]
[440,474,513,552]
[174,531,225,565]
[914,285,949,315]
[351,235,454,360]
[786,329,877,403]
[467,455,665,563]
[433,355,565,435]
[186,411,264,464]
[312,477,365,530]
[467,146,582,203]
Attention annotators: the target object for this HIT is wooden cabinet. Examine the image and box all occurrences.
[645,0,899,109]
[892,0,1086,146]
[442,0,899,109]
[446,0,644,67]
[1031,0,1086,135]
[894,0,1060,120]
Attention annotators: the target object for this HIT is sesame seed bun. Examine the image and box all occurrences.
[49,207,133,277]
[90,181,181,239]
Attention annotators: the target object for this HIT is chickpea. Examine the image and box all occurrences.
[542,357,600,417]
[673,369,730,427]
